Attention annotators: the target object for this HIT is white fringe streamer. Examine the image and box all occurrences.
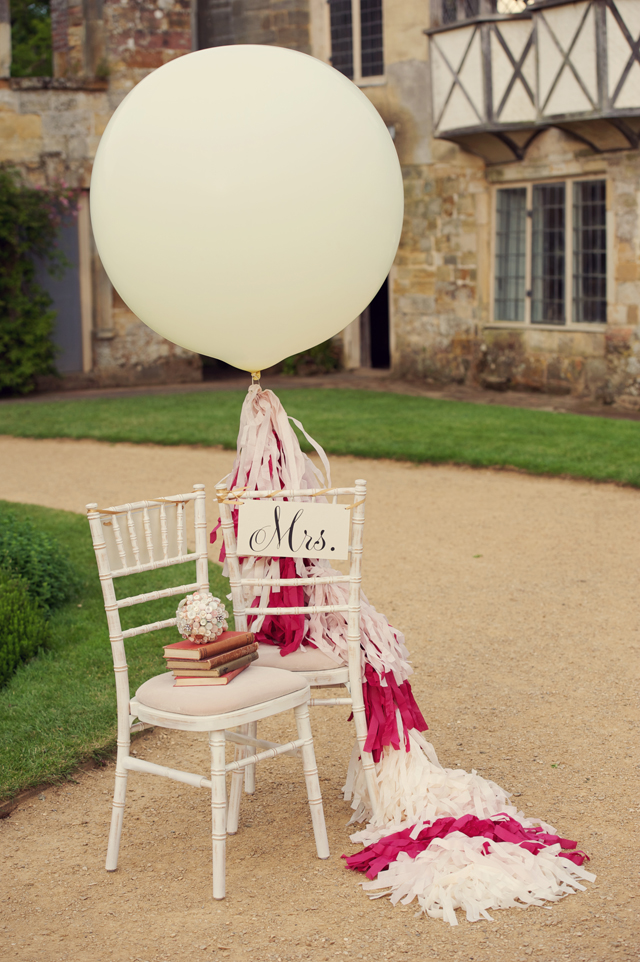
[361,835,595,925]
[344,716,595,923]
[221,386,412,681]
[224,385,595,924]
[345,721,517,833]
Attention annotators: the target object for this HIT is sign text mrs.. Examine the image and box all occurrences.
[236,501,350,560]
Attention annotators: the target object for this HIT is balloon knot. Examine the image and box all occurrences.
[251,371,261,382]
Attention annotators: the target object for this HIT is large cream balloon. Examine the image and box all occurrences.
[90,44,403,372]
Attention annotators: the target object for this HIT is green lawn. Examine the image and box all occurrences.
[0,500,231,801]
[1,388,638,797]
[2,387,640,486]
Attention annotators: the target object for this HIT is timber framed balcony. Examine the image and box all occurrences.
[426,0,640,163]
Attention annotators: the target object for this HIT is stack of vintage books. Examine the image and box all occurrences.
[164,630,257,687]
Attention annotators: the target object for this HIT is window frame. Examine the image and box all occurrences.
[488,175,611,332]
[328,0,386,88]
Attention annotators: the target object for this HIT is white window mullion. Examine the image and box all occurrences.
[524,183,532,326]
[351,0,361,84]
[606,179,613,325]
[565,178,573,326]
[489,186,496,323]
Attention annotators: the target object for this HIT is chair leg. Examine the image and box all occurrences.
[105,744,129,871]
[351,694,380,820]
[294,703,330,859]
[210,730,227,899]
[227,725,247,835]
[244,721,257,794]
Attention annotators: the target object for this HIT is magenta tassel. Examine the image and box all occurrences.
[343,813,590,879]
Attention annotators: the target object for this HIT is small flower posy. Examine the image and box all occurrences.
[176,591,228,642]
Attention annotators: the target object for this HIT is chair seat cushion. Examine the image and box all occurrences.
[256,643,344,671]
[134,665,308,716]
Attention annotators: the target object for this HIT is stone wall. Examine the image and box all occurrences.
[0,78,108,187]
[104,0,193,93]
[391,145,487,384]
[6,0,640,401]
[386,0,640,404]
[478,131,640,405]
[347,0,640,405]
[92,286,202,387]
[386,91,640,404]
[51,0,193,87]
[2,0,201,389]
[198,0,310,53]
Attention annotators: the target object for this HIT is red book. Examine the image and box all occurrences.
[165,642,258,671]
[173,665,249,687]
[163,631,255,661]
[169,652,258,678]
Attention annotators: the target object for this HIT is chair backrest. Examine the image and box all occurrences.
[86,484,209,735]
[216,479,365,628]
[216,479,372,761]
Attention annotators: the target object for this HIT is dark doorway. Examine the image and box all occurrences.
[37,220,83,373]
[360,275,390,368]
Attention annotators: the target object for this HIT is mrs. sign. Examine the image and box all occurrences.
[237,501,350,560]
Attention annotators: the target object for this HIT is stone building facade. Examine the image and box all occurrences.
[340,0,640,407]
[1,0,640,402]
[0,0,200,387]
[405,0,640,407]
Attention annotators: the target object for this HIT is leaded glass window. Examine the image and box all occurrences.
[494,188,526,322]
[360,0,383,77]
[442,0,458,23]
[493,179,606,327]
[573,180,606,324]
[532,183,565,325]
[329,0,383,82]
[329,0,354,79]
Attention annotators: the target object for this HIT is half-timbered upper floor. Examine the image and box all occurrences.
[427,0,640,162]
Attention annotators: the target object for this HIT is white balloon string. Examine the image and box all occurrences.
[288,416,332,490]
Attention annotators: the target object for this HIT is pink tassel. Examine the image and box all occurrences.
[343,813,590,879]
[249,557,306,655]
[361,664,428,762]
[215,384,415,756]
[216,384,592,920]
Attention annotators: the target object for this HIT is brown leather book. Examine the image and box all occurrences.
[165,642,258,671]
[163,630,255,661]
[173,665,249,687]
[172,652,258,679]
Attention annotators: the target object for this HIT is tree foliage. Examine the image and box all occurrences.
[10,0,52,78]
[0,168,77,394]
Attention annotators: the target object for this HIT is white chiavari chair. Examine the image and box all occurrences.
[216,478,380,824]
[86,483,329,900]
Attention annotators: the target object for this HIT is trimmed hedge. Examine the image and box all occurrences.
[0,511,80,613]
[0,570,49,687]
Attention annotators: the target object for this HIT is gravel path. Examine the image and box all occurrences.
[1,435,639,962]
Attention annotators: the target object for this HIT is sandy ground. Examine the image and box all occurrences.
[1,435,639,962]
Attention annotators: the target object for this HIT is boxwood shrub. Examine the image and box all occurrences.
[0,570,50,687]
[0,510,79,613]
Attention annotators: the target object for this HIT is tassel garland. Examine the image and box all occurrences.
[214,384,594,923]
[345,813,589,878]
